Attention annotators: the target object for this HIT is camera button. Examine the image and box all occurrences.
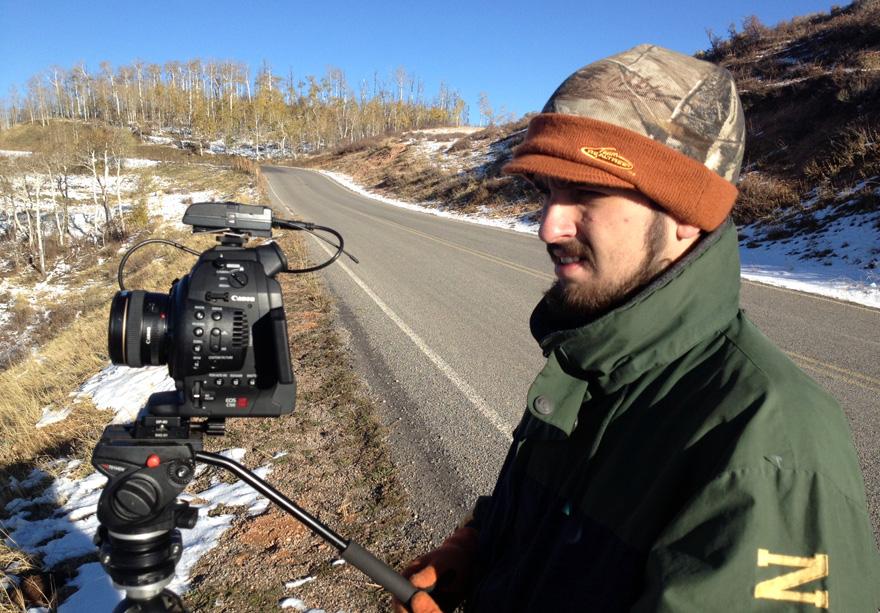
[214,378,224,386]
[211,311,222,321]
[194,311,205,320]
[193,343,202,353]
[211,328,221,336]
[193,327,204,337]
[231,378,240,386]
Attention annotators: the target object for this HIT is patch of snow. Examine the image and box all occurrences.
[415,140,454,155]
[35,405,73,428]
[17,468,51,490]
[149,190,218,225]
[58,562,122,612]
[286,576,317,589]
[123,158,160,168]
[1,572,20,590]
[0,149,32,157]
[73,363,176,424]
[739,203,880,308]
[144,135,174,145]
[836,176,878,200]
[219,448,247,463]
[408,126,482,136]
[280,598,308,610]
[776,56,802,66]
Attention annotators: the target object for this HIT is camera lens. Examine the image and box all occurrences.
[108,290,171,367]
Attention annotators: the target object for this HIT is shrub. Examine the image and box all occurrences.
[7,296,34,333]
[331,135,385,156]
[803,123,880,184]
[734,172,802,224]
[127,174,154,230]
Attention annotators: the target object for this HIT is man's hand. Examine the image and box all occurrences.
[392,526,479,613]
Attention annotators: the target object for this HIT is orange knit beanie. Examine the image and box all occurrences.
[503,44,746,231]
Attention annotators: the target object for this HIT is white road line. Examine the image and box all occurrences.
[267,174,513,441]
[311,238,512,442]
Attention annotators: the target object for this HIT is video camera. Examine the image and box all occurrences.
[90,202,416,612]
[107,202,295,420]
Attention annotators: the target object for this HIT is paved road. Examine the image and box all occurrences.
[264,165,880,545]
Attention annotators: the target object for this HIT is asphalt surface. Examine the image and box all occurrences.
[264,165,880,546]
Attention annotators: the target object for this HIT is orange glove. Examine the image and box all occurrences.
[392,526,479,613]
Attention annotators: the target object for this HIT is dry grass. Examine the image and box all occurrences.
[0,224,213,471]
[803,123,880,185]
[1,537,40,612]
[734,172,803,224]
[0,157,264,610]
[0,123,54,151]
[151,161,262,203]
[230,156,270,201]
[0,159,252,468]
[0,309,107,467]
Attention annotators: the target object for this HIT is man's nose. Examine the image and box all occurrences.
[538,201,577,244]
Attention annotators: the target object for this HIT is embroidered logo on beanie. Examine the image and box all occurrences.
[580,147,635,173]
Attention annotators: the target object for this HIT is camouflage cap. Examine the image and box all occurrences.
[504,44,746,230]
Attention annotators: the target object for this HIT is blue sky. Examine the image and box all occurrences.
[1,0,839,123]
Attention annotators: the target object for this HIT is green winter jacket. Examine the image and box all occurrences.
[466,221,880,612]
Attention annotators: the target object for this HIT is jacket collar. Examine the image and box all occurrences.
[530,220,741,397]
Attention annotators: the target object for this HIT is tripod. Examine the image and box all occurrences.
[92,392,417,613]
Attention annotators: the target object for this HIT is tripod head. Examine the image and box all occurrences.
[92,393,202,611]
[92,393,417,612]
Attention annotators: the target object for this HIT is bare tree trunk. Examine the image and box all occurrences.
[89,151,100,209]
[115,157,125,235]
[21,178,35,248]
[64,201,73,241]
[35,182,45,275]
[54,206,64,246]
[10,198,25,242]
[88,151,107,245]
[45,163,65,247]
[101,149,112,231]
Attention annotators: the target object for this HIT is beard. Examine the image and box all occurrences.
[544,210,670,320]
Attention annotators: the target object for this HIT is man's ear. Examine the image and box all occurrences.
[675,223,701,241]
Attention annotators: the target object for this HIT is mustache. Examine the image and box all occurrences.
[546,240,594,267]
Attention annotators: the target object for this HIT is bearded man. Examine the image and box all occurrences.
[395,45,880,612]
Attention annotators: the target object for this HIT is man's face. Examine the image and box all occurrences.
[534,176,675,318]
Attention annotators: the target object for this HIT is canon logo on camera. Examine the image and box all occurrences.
[230,295,255,303]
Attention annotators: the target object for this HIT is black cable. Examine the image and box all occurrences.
[118,220,355,287]
[117,239,201,290]
[273,218,359,273]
